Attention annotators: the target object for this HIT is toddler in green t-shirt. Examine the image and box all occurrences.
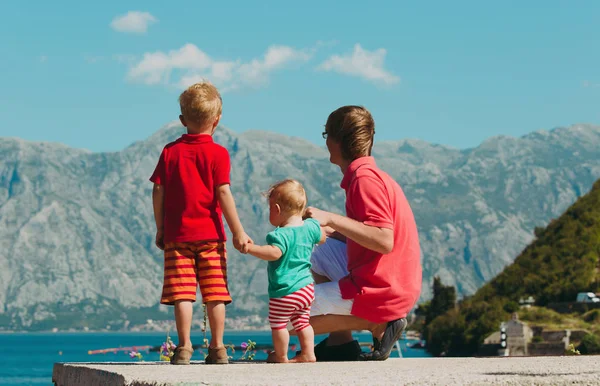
[243,179,325,363]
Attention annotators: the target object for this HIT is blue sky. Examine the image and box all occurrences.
[0,1,598,152]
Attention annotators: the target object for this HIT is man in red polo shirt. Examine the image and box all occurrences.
[303,105,422,361]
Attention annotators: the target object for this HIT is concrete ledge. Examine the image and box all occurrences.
[53,356,600,386]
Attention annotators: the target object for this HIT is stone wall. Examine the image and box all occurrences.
[528,342,568,356]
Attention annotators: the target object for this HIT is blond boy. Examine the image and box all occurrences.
[150,82,251,365]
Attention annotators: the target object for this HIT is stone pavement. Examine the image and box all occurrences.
[52,356,600,385]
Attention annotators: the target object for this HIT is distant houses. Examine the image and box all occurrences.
[480,313,587,356]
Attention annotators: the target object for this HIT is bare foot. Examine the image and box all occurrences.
[266,351,289,363]
[289,353,316,363]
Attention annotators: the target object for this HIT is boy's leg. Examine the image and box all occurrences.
[206,301,225,348]
[174,300,194,349]
[196,241,233,349]
[161,242,197,350]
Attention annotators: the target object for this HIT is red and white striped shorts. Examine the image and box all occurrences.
[268,284,315,331]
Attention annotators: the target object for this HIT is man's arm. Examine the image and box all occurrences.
[305,207,393,254]
[246,244,283,261]
[152,183,165,250]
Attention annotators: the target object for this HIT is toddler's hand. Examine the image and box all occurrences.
[233,232,253,253]
[155,230,165,251]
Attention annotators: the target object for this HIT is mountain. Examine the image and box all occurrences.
[1,123,600,330]
[425,178,600,356]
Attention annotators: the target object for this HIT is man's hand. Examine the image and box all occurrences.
[304,206,334,227]
[155,229,165,250]
[233,231,253,253]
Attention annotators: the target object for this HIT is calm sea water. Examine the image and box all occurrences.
[0,331,431,385]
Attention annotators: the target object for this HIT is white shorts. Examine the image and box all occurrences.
[309,238,353,317]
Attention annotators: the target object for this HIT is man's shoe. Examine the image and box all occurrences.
[360,318,407,361]
[297,338,362,361]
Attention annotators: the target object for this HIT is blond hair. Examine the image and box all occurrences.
[324,105,375,160]
[179,82,223,126]
[266,179,307,215]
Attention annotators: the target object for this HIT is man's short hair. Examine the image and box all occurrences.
[324,105,375,160]
[179,82,222,125]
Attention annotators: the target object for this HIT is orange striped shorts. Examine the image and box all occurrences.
[161,241,232,305]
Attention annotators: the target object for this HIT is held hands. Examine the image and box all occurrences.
[233,231,253,254]
[155,229,165,250]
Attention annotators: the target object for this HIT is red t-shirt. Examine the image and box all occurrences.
[149,134,230,243]
[338,156,422,323]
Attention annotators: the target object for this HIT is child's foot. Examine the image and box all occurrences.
[170,346,194,365]
[205,346,229,365]
[266,351,289,363]
[289,352,316,363]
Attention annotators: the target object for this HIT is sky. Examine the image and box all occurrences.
[0,0,599,152]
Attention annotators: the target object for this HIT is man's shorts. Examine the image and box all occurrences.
[309,238,353,317]
[161,241,232,305]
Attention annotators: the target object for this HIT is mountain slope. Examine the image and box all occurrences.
[426,178,600,356]
[1,123,600,330]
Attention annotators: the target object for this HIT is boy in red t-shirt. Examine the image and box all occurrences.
[302,105,422,361]
[150,82,251,365]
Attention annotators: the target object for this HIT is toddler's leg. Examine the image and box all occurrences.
[289,309,316,363]
[174,300,193,349]
[268,297,296,363]
[268,328,290,363]
[206,301,226,348]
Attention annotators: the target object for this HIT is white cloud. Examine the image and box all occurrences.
[110,11,157,34]
[318,44,399,86]
[582,80,600,88]
[125,43,312,92]
[84,55,103,64]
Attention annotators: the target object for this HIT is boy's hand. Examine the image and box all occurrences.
[155,230,165,250]
[304,207,333,227]
[233,231,253,253]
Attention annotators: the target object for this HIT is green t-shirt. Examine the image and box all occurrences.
[266,218,322,298]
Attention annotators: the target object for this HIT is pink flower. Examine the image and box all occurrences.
[241,342,248,349]
[129,350,139,358]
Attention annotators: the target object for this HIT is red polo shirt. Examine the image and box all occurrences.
[338,157,422,323]
[150,134,230,243]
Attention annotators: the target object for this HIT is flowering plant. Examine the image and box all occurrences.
[128,350,143,361]
[159,333,177,362]
[239,340,257,361]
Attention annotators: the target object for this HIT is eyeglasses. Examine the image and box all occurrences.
[321,131,328,139]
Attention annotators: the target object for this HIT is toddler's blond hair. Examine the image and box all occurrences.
[179,82,223,125]
[266,179,307,215]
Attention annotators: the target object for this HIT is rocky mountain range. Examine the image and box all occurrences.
[1,122,600,330]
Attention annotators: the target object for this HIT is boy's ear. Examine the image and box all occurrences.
[179,114,187,127]
[275,203,282,216]
[210,114,221,135]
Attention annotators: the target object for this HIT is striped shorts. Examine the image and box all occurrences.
[161,241,232,305]
[268,284,315,332]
